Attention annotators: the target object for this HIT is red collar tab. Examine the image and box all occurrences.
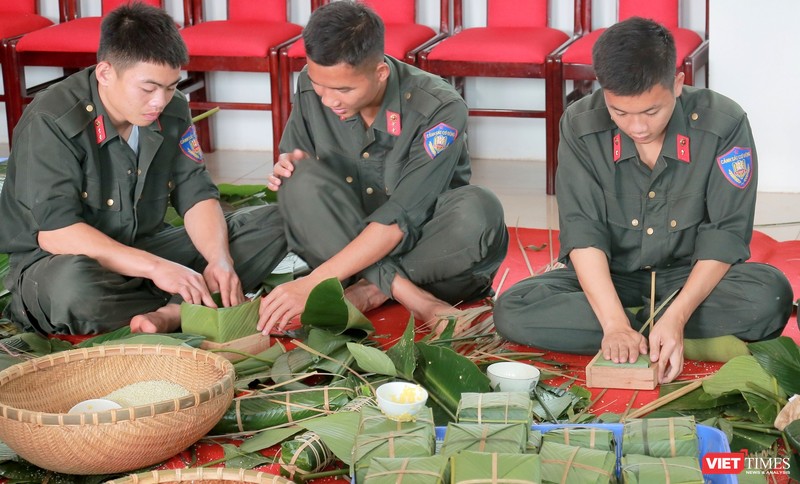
[386,110,401,136]
[94,115,106,144]
[676,134,691,163]
[613,134,621,162]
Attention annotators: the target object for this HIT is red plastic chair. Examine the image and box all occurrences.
[274,0,450,159]
[0,0,57,142]
[417,0,582,195]
[178,0,305,155]
[546,0,709,193]
[5,0,165,138]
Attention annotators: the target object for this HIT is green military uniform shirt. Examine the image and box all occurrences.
[0,66,218,278]
[279,55,471,253]
[556,86,757,273]
[494,86,791,352]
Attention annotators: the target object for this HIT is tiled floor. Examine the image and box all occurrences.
[3,143,800,241]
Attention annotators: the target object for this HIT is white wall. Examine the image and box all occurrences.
[2,0,796,192]
[708,0,800,193]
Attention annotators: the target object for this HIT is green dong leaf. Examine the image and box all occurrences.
[301,278,374,336]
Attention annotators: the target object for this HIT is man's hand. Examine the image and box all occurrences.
[267,149,308,191]
[649,317,685,384]
[203,257,244,307]
[257,276,319,336]
[601,325,648,364]
[150,258,216,307]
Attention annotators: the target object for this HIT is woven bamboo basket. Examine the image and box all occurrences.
[0,344,235,475]
[106,468,293,483]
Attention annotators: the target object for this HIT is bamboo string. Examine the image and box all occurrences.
[620,390,639,422]
[493,268,510,300]
[625,379,704,420]
[571,388,608,422]
[650,271,656,334]
[514,221,534,277]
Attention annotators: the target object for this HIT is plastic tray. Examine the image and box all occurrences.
[353,423,733,483]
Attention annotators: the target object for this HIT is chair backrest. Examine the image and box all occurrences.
[619,0,679,28]
[228,0,288,22]
[102,0,162,16]
[0,0,38,14]
[360,0,415,24]
[488,0,549,28]
[453,0,550,30]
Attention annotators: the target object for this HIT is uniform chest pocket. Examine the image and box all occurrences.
[605,191,642,232]
[81,177,121,213]
[667,192,706,233]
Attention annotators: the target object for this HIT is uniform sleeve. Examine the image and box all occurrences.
[365,99,468,252]
[693,114,757,264]
[555,113,612,261]
[169,120,220,217]
[17,114,88,232]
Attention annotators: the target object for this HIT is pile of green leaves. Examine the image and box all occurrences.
[636,337,800,481]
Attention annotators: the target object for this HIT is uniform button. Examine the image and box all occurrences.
[680,138,687,146]
[385,187,389,194]
[362,152,370,159]
[81,191,88,199]
[646,227,654,235]
[631,219,639,227]
[127,169,133,175]
[136,169,142,176]
[106,199,114,207]
[316,156,320,160]
[670,220,678,228]
[366,187,374,195]
[345,176,354,184]
[168,181,174,189]
[643,265,652,270]
[390,114,397,120]
[691,113,699,121]
[86,105,94,112]
[405,92,412,100]
[648,191,656,199]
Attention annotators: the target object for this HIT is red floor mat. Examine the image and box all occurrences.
[69,228,800,482]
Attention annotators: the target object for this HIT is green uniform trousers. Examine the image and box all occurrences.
[279,160,508,304]
[494,262,792,354]
[7,205,287,335]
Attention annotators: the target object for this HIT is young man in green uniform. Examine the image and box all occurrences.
[0,3,287,335]
[494,17,792,383]
[257,2,508,335]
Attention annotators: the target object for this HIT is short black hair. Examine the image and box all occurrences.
[98,1,188,71]
[592,17,677,96]
[303,1,384,69]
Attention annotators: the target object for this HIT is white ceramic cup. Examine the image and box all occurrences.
[486,362,541,393]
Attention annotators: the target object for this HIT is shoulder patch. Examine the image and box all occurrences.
[423,122,457,159]
[180,125,204,163]
[716,146,752,189]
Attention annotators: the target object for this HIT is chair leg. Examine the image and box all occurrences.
[279,50,293,148]
[545,57,564,196]
[268,49,282,164]
[3,39,27,147]
[188,71,213,153]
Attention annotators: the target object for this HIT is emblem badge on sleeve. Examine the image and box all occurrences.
[423,122,457,159]
[717,146,752,189]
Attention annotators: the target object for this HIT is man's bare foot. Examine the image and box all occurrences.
[130,304,181,333]
[344,279,389,314]
[390,276,460,336]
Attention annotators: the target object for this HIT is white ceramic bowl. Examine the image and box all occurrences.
[376,382,428,422]
[68,398,123,414]
[486,362,540,393]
